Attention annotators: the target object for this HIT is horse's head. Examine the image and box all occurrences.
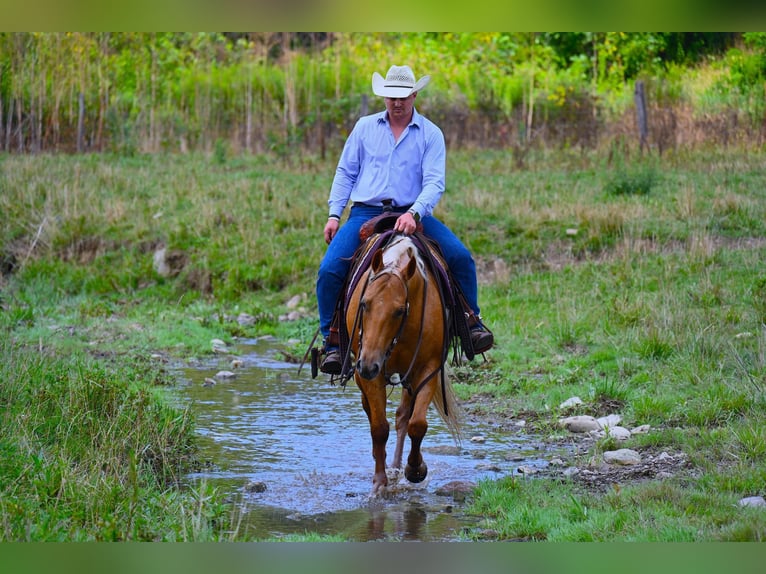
[354,237,423,380]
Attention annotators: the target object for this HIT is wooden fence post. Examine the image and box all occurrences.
[634,80,648,154]
[77,92,85,153]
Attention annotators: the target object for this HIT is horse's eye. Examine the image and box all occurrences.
[394,306,406,318]
[360,300,367,311]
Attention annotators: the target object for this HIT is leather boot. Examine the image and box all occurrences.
[468,315,494,354]
[319,327,342,375]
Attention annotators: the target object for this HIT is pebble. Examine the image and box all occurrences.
[559,396,583,409]
[591,426,632,441]
[470,435,486,443]
[738,496,766,508]
[286,294,303,309]
[237,313,256,326]
[211,338,228,353]
[244,481,267,493]
[597,414,622,428]
[603,448,642,466]
[631,424,651,434]
[434,480,476,500]
[559,415,601,433]
[215,370,236,379]
[202,378,216,387]
[231,359,244,369]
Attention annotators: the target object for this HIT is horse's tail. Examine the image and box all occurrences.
[433,369,463,445]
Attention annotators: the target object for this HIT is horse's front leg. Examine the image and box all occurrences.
[357,377,389,494]
[393,391,413,469]
[404,380,437,484]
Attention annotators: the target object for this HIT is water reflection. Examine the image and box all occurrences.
[173,337,552,541]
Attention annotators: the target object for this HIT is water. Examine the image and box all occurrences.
[173,337,554,541]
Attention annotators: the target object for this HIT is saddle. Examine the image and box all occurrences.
[312,213,476,383]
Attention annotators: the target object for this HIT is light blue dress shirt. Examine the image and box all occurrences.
[327,108,446,220]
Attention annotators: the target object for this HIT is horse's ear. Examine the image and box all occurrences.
[371,249,384,273]
[404,249,418,279]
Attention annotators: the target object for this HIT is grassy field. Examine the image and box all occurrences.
[1,146,765,540]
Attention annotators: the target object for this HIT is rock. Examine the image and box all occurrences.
[470,435,486,443]
[605,426,632,441]
[516,465,538,475]
[560,415,601,433]
[215,370,236,379]
[237,313,256,326]
[245,481,267,493]
[513,419,527,428]
[603,448,641,465]
[202,378,216,387]
[424,445,463,456]
[152,247,187,278]
[631,424,651,434]
[504,454,526,462]
[563,467,580,477]
[231,359,244,369]
[738,496,766,508]
[559,396,583,409]
[435,480,476,500]
[566,228,578,236]
[211,338,228,353]
[286,294,303,309]
[549,457,565,466]
[597,414,622,428]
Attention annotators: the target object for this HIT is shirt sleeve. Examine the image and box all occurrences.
[411,122,446,219]
[327,119,363,218]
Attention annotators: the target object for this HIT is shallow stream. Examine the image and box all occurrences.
[174,337,554,541]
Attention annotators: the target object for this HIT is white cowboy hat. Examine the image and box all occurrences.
[371,65,431,98]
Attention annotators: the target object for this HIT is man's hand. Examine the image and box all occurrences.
[394,211,417,235]
[324,218,340,244]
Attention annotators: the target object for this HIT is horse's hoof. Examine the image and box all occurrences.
[405,462,428,483]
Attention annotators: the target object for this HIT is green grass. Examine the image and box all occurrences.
[2,147,766,540]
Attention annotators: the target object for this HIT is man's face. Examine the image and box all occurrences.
[385,93,417,121]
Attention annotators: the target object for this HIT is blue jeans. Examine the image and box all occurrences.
[317,205,480,338]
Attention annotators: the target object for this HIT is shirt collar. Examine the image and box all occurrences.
[378,107,423,128]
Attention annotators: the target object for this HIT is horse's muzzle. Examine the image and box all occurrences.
[356,359,381,380]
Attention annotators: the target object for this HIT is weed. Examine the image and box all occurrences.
[604,162,660,196]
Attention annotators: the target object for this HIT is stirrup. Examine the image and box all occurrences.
[319,347,342,375]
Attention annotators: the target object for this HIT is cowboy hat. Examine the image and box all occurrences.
[371,65,431,98]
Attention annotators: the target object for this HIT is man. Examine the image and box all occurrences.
[316,64,493,375]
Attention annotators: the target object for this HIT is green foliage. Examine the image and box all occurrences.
[0,340,242,541]
[604,161,660,196]
[0,33,762,154]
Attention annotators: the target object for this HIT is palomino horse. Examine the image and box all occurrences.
[344,233,462,494]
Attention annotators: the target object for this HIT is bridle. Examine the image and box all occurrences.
[352,253,443,402]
